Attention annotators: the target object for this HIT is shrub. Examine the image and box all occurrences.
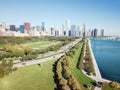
[109,81,120,88]
[59,78,67,86]
[62,66,71,79]
[13,67,17,71]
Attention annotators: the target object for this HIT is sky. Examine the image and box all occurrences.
[0,0,120,36]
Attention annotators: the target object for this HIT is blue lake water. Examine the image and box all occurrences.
[90,39,120,82]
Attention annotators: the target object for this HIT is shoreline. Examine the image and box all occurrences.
[88,39,111,82]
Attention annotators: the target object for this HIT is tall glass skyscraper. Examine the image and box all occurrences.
[100,29,104,37]
[71,25,76,36]
[10,25,16,31]
[41,22,45,31]
[82,24,86,37]
[66,19,70,36]
[20,25,24,33]
[94,28,98,37]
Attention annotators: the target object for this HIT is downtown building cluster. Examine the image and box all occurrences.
[0,20,104,37]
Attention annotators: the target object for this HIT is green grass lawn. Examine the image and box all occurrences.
[20,41,60,49]
[71,42,95,90]
[0,60,56,90]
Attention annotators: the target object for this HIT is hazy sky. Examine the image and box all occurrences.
[0,0,120,35]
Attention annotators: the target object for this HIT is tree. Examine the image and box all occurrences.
[109,81,120,88]
[0,66,4,77]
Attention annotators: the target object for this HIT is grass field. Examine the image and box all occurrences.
[20,41,60,49]
[71,42,95,90]
[0,60,56,90]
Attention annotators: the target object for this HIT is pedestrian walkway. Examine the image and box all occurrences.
[81,39,110,90]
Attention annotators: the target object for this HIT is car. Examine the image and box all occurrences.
[86,72,91,76]
[96,82,102,87]
[22,62,26,65]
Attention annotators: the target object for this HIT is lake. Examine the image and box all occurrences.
[90,39,120,82]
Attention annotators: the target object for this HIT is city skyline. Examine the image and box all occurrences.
[0,0,120,35]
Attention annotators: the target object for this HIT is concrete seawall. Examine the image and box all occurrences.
[88,39,111,82]
[88,39,102,79]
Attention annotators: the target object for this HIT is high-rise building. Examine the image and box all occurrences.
[71,25,76,36]
[100,29,104,37]
[51,28,54,36]
[91,30,94,37]
[41,22,45,31]
[94,28,98,37]
[2,21,6,29]
[10,25,16,31]
[66,19,70,36]
[55,30,59,36]
[36,26,41,31]
[87,30,91,37]
[82,24,86,37]
[76,26,80,36]
[20,25,24,33]
[68,30,71,36]
[62,24,64,36]
[24,22,30,33]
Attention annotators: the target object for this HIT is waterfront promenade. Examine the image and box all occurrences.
[82,39,110,90]
[88,39,102,80]
[88,39,110,82]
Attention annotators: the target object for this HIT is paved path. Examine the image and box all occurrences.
[88,40,102,80]
[88,40,110,82]
[82,39,110,90]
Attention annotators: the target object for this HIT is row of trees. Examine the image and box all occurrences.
[53,43,81,90]
[0,59,17,77]
[77,39,95,74]
[83,41,94,73]
[77,40,84,69]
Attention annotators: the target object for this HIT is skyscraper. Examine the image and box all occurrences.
[71,25,76,36]
[20,25,24,33]
[10,25,16,31]
[76,26,80,36]
[62,24,64,36]
[51,27,54,36]
[24,22,30,33]
[94,28,98,37]
[100,29,104,37]
[41,22,45,31]
[66,19,70,36]
[82,24,86,37]
[36,26,41,31]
